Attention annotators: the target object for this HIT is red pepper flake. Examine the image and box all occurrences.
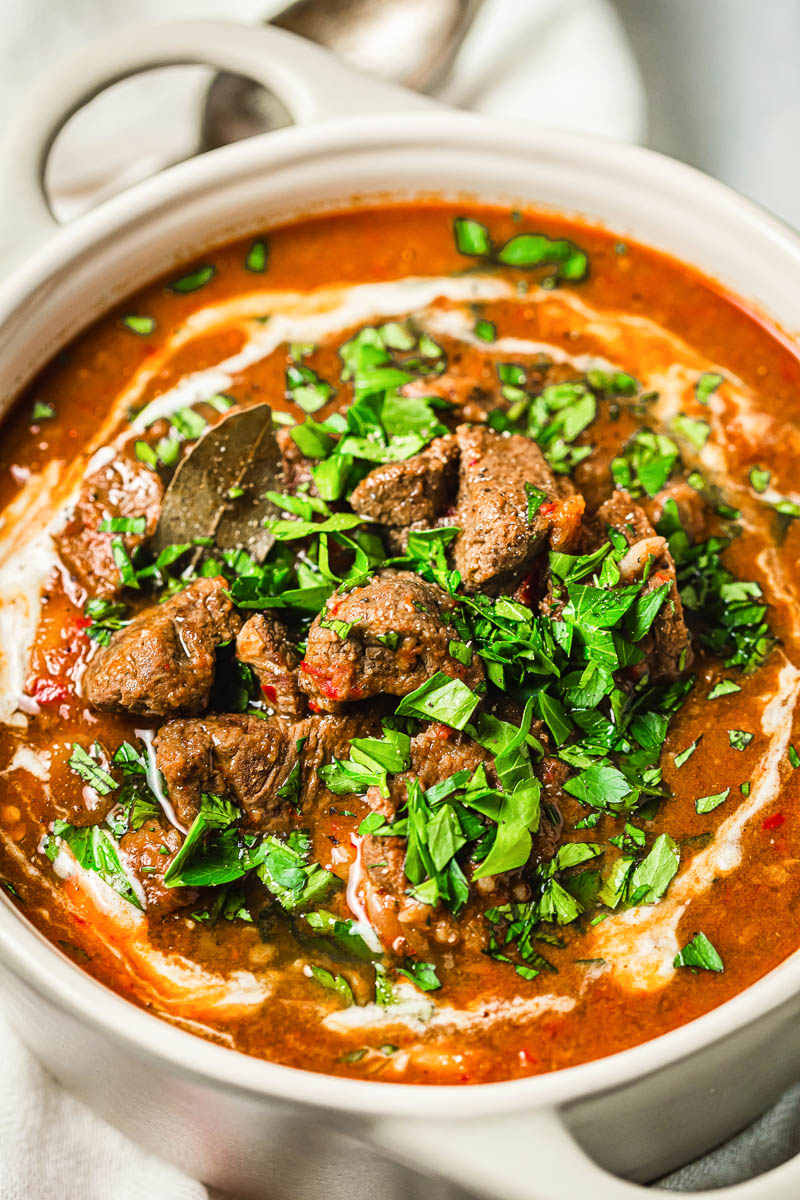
[30,677,71,705]
[300,661,341,700]
[261,683,278,702]
[762,812,785,832]
[518,1048,538,1067]
[431,722,453,740]
[538,502,558,517]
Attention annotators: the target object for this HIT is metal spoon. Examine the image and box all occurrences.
[201,0,485,149]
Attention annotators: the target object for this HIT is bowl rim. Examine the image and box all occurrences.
[3,106,800,1117]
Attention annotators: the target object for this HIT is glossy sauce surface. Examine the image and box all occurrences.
[1,204,800,1083]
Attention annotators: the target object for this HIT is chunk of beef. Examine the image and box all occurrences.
[358,726,496,957]
[118,821,197,918]
[358,725,562,957]
[155,712,301,828]
[453,425,584,593]
[400,349,501,424]
[349,436,458,527]
[292,713,380,817]
[53,453,164,597]
[236,613,306,717]
[298,570,484,713]
[84,577,240,717]
[156,710,375,830]
[595,490,691,679]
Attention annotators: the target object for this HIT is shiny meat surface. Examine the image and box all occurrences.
[84,577,240,716]
[453,425,582,592]
[53,454,163,597]
[298,570,485,712]
[349,436,458,527]
[236,613,306,717]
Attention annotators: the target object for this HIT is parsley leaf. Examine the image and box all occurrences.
[395,960,441,991]
[47,820,141,909]
[395,672,480,730]
[696,787,730,814]
[68,744,117,795]
[695,373,724,405]
[674,931,724,972]
[256,831,336,911]
[306,964,354,1006]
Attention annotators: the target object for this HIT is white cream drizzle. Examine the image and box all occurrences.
[0,468,62,725]
[4,746,50,781]
[128,275,516,431]
[323,984,575,1035]
[135,727,187,834]
[344,833,383,955]
[51,843,273,1016]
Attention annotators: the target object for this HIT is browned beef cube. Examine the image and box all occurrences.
[596,490,691,680]
[358,724,562,958]
[291,713,380,818]
[298,570,484,713]
[155,711,370,829]
[53,453,164,597]
[236,613,306,717]
[349,436,458,527]
[118,821,197,918]
[453,425,583,593]
[155,712,302,829]
[84,577,240,717]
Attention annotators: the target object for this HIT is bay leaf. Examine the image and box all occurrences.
[151,403,282,561]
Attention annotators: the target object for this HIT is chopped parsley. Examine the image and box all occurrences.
[68,743,117,795]
[453,218,588,284]
[658,500,774,674]
[474,319,496,342]
[674,931,724,972]
[306,965,354,1006]
[695,373,724,405]
[245,239,269,273]
[708,679,742,700]
[122,314,156,336]
[168,265,215,293]
[611,429,679,498]
[696,788,730,814]
[749,466,771,494]
[31,400,55,421]
[673,738,701,768]
[395,673,480,730]
[670,413,710,451]
[255,831,336,911]
[395,960,441,991]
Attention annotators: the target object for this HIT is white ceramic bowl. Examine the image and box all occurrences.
[2,20,800,1200]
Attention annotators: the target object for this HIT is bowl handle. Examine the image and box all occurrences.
[370,1105,800,1199]
[0,17,433,270]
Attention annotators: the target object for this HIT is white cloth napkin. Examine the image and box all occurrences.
[3,3,758,1197]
